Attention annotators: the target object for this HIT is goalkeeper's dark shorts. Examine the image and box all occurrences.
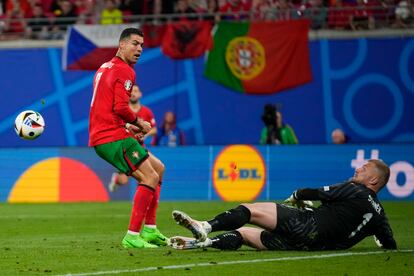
[260,203,322,251]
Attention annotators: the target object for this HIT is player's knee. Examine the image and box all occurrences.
[240,203,254,219]
[118,173,129,185]
[158,161,165,175]
[148,171,160,186]
[138,169,159,188]
[241,203,263,221]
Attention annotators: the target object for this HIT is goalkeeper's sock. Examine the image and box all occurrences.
[128,184,154,232]
[207,205,251,232]
[145,182,161,225]
[210,231,243,250]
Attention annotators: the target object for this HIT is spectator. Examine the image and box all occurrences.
[275,0,301,21]
[5,0,32,17]
[328,0,352,30]
[119,0,142,16]
[197,0,220,22]
[251,0,278,21]
[26,3,51,39]
[379,0,397,27]
[259,103,298,145]
[175,0,198,21]
[331,128,348,144]
[1,0,5,15]
[219,0,251,21]
[350,0,375,30]
[3,0,27,37]
[393,0,414,28]
[100,0,123,25]
[153,111,185,147]
[304,0,328,29]
[76,0,97,24]
[50,0,77,39]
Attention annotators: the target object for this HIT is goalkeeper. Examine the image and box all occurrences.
[171,159,397,251]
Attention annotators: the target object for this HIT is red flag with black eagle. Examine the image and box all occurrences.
[142,23,167,48]
[161,21,213,59]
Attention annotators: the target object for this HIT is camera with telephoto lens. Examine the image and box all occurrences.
[261,104,277,128]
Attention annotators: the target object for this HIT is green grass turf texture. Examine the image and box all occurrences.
[0,201,413,275]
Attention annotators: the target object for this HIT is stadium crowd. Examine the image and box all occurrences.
[0,0,413,40]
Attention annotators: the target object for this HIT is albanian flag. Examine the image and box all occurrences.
[161,20,213,59]
[204,20,312,94]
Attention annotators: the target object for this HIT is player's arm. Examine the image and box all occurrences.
[293,182,355,202]
[135,118,151,134]
[144,127,157,139]
[113,80,137,124]
[143,110,157,138]
[374,217,397,250]
[285,182,353,208]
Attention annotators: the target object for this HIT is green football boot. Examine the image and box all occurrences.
[121,233,158,249]
[140,226,169,246]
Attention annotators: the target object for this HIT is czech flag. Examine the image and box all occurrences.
[63,24,140,71]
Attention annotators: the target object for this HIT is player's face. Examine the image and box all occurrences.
[130,85,142,103]
[353,162,377,186]
[120,34,144,65]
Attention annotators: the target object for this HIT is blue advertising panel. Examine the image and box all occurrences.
[1,145,413,202]
[0,37,413,146]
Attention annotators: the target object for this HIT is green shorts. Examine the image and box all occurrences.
[94,137,149,175]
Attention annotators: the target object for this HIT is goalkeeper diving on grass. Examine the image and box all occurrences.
[170,159,397,251]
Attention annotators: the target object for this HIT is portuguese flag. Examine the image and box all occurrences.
[204,20,312,94]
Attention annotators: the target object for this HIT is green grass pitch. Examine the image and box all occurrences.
[0,201,413,275]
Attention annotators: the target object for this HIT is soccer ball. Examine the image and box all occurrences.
[14,110,45,140]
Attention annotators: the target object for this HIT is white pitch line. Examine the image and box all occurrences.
[55,249,414,276]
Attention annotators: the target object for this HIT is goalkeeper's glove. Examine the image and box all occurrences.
[284,191,314,209]
[374,235,383,248]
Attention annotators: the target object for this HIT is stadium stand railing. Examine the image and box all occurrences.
[0,5,413,42]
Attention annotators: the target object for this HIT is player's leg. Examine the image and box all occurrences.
[94,138,157,249]
[108,172,129,192]
[141,152,168,246]
[237,227,267,250]
[170,227,266,250]
[117,137,159,248]
[240,202,277,231]
[123,159,159,249]
[145,153,165,225]
[172,202,277,241]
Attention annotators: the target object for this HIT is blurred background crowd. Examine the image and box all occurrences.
[0,0,413,40]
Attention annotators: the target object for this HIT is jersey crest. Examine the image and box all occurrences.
[124,80,132,91]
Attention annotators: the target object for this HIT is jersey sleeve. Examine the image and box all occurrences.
[113,68,136,124]
[374,216,397,249]
[147,108,156,127]
[295,182,359,202]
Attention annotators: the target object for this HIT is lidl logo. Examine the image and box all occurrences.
[213,145,266,201]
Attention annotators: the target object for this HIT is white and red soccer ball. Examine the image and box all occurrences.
[14,110,45,140]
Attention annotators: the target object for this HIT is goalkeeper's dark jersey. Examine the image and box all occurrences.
[295,181,396,250]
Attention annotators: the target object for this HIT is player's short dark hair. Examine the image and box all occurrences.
[119,28,143,42]
[369,159,390,188]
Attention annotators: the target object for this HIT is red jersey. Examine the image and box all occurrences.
[136,105,156,128]
[89,57,137,146]
[128,104,156,145]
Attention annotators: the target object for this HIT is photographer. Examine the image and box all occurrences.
[259,103,298,145]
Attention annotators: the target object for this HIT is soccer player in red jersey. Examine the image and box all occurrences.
[89,28,167,248]
[108,84,158,192]
[130,84,157,145]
